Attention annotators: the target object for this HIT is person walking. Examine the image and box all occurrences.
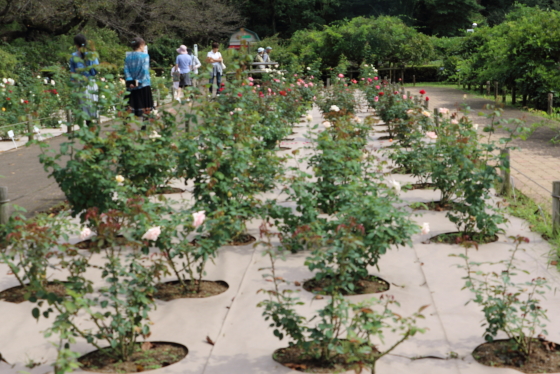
[206,42,223,96]
[69,34,99,126]
[171,65,181,101]
[175,45,193,100]
[124,37,154,118]
[188,47,202,88]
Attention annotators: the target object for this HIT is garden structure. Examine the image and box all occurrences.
[0,65,559,374]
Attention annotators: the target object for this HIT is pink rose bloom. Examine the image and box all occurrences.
[304,84,308,88]
[374,96,379,102]
[374,77,379,81]
[310,75,314,79]
[426,131,438,139]
[451,119,459,125]
[192,211,206,228]
[439,108,449,114]
[367,78,373,83]
[229,111,234,115]
[248,77,253,81]
[361,78,365,80]
[344,84,348,87]
[268,88,272,93]
[249,82,254,86]
[338,73,344,78]
[290,84,294,87]
[403,95,407,100]
[80,227,92,241]
[297,81,301,86]
[142,227,161,241]
[257,85,260,88]
[294,74,298,77]
[309,82,314,87]
[375,85,380,90]
[313,96,316,100]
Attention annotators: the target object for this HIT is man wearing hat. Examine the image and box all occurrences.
[254,47,264,64]
[263,46,273,68]
[175,45,193,100]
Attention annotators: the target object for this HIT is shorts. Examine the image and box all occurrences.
[179,73,192,88]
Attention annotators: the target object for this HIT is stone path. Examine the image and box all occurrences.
[415,85,560,209]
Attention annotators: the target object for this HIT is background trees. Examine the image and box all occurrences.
[0,0,242,43]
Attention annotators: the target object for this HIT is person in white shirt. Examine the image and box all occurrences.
[188,47,202,88]
[171,65,181,100]
[206,42,223,95]
[263,46,272,68]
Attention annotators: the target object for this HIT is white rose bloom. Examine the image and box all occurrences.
[473,124,479,130]
[43,78,48,85]
[388,178,401,192]
[322,121,332,128]
[421,222,430,235]
[149,131,162,139]
[330,105,340,112]
[51,80,56,86]
[306,67,311,70]
[115,175,125,183]
[2,78,6,84]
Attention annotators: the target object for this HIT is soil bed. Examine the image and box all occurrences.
[155,186,186,195]
[191,233,256,247]
[389,166,414,174]
[155,280,228,301]
[274,343,375,373]
[37,200,71,217]
[429,232,499,245]
[473,338,560,373]
[76,235,127,250]
[0,282,66,304]
[409,182,436,190]
[412,201,456,212]
[303,274,389,296]
[78,342,187,373]
[377,135,393,141]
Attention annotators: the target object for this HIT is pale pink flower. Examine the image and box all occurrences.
[338,73,344,78]
[313,96,316,100]
[304,84,309,88]
[248,77,253,81]
[309,82,314,87]
[80,227,92,240]
[375,85,380,90]
[426,131,438,139]
[374,96,379,102]
[439,108,449,114]
[451,119,459,125]
[403,95,407,100]
[294,74,298,77]
[192,211,206,228]
[142,227,161,241]
[421,222,430,235]
[249,82,254,86]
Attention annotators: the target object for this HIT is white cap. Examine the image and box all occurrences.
[257,47,264,53]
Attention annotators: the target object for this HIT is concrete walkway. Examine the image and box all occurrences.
[415,85,560,209]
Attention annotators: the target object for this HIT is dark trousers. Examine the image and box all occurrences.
[209,72,222,94]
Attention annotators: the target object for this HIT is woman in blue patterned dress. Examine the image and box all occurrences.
[124,37,154,118]
[69,34,99,126]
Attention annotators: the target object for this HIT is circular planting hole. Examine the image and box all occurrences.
[410,201,456,212]
[429,232,499,245]
[0,281,67,304]
[154,280,229,301]
[76,235,127,250]
[191,233,256,247]
[78,341,188,373]
[155,186,186,195]
[303,274,390,296]
[273,342,377,373]
[472,338,560,373]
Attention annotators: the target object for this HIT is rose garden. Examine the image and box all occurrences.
[1,53,560,374]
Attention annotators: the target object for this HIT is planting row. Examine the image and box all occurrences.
[0,63,553,374]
